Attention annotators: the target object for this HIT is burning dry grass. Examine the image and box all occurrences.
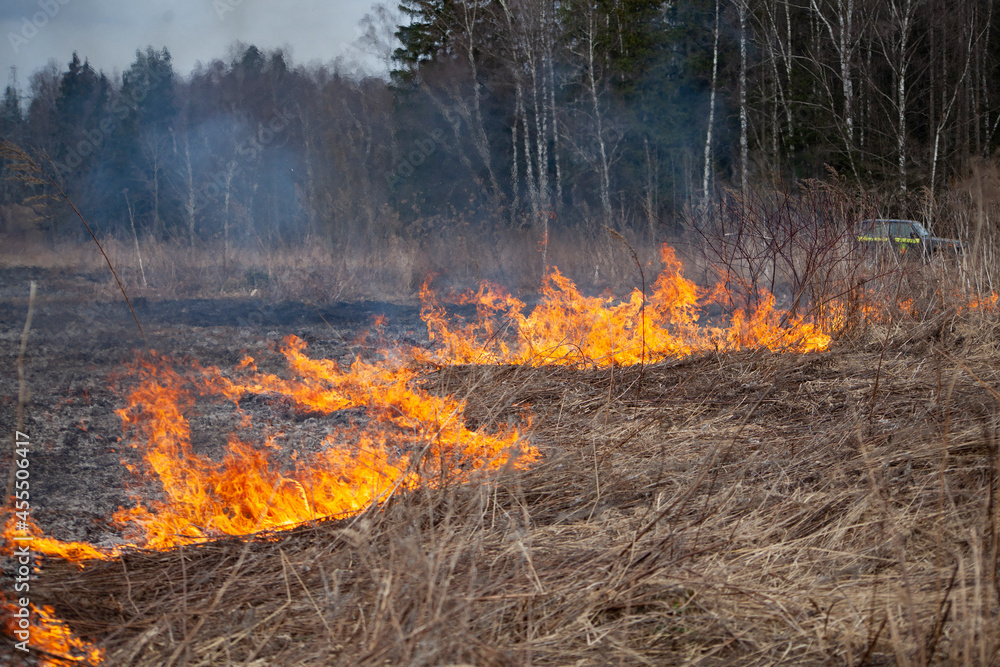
[4,226,1000,664]
[19,310,1000,665]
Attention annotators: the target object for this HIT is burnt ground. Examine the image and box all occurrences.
[0,266,440,549]
[3,263,1000,665]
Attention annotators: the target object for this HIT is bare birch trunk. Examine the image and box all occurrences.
[511,107,521,225]
[547,27,563,212]
[644,137,658,236]
[296,103,318,237]
[223,162,235,271]
[459,1,502,201]
[931,32,975,195]
[586,13,612,225]
[738,0,749,193]
[703,0,721,201]
[784,0,794,149]
[516,80,540,219]
[810,0,860,174]
[529,46,549,211]
[183,136,196,246]
[885,0,915,193]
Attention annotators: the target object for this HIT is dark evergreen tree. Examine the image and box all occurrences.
[393,0,458,84]
[0,86,24,141]
[109,47,181,237]
[0,84,26,205]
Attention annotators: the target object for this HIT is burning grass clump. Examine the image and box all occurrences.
[23,335,1000,665]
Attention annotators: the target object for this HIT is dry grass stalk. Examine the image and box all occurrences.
[3,281,36,535]
[26,311,1000,665]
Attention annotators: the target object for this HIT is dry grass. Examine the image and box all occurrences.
[25,304,1000,666]
[6,179,1000,664]
[0,224,671,305]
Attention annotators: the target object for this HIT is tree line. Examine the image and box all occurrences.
[1,0,998,248]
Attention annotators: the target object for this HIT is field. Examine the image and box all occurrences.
[2,234,1000,666]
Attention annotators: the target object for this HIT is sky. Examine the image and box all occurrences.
[0,0,395,87]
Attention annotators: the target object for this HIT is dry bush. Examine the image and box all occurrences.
[685,182,881,318]
[0,238,108,271]
[937,160,1000,294]
[681,178,1000,352]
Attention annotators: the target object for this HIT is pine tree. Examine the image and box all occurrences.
[111,47,181,237]
[392,0,458,84]
[0,86,23,140]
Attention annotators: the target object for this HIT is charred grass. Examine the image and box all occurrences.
[21,305,1000,666]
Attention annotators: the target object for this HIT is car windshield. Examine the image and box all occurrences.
[888,222,914,238]
[911,221,929,236]
[858,220,884,235]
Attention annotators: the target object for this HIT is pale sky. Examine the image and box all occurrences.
[0,0,396,86]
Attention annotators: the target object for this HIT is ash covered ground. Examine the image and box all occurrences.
[0,266,442,548]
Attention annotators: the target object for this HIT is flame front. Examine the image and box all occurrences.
[5,242,1000,664]
[7,243,835,562]
[108,335,534,551]
[420,244,831,367]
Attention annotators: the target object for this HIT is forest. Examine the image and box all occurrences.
[0,0,997,262]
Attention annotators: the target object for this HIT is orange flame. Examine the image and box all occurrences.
[101,336,531,552]
[2,517,105,562]
[420,244,831,367]
[3,244,831,562]
[2,586,103,665]
[4,334,533,565]
[7,242,997,660]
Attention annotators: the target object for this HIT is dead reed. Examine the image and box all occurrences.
[6,178,1000,664]
[27,307,1000,665]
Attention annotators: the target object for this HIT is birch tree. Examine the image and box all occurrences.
[929,18,975,195]
[703,0,721,201]
[583,7,613,224]
[737,0,749,193]
[878,0,919,193]
[809,0,866,174]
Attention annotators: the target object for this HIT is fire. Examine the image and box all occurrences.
[951,289,999,314]
[1,568,103,665]
[2,243,834,565]
[5,243,834,561]
[2,517,105,562]
[0,603,105,665]
[5,241,999,661]
[420,244,832,367]
[2,333,531,659]
[42,335,531,553]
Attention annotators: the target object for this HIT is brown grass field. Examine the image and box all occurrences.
[3,219,1000,665]
[30,334,1000,666]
